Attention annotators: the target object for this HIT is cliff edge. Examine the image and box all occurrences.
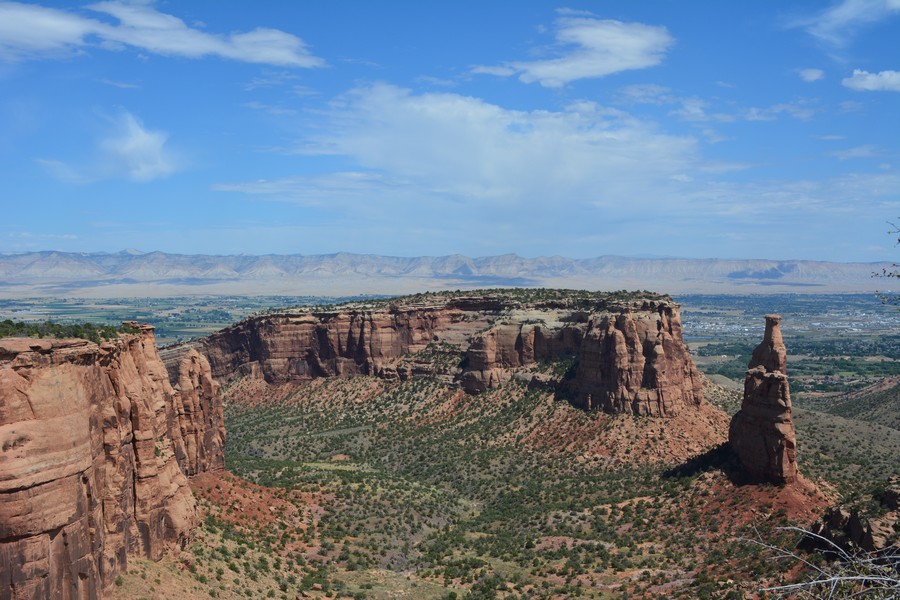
[0,325,224,600]
[170,290,704,418]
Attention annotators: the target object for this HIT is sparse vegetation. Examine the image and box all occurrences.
[49,290,900,598]
[0,319,140,343]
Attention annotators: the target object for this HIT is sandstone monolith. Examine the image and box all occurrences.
[728,315,798,484]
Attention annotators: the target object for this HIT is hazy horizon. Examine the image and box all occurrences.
[0,247,894,265]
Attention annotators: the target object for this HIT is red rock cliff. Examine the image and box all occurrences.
[173,300,494,384]
[0,326,224,600]
[573,304,702,416]
[728,315,799,484]
[181,293,703,418]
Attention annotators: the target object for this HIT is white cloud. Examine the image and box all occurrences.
[0,1,324,66]
[842,69,900,91]
[469,65,516,77]
[474,15,673,87]
[100,111,175,181]
[614,83,673,105]
[830,144,879,160]
[34,158,93,184]
[618,86,813,124]
[839,99,864,111]
[216,83,702,242]
[213,84,899,260]
[744,100,817,121]
[242,101,298,116]
[798,68,824,82]
[322,84,694,201]
[669,97,734,123]
[40,110,177,183]
[243,71,299,91]
[0,2,92,57]
[98,77,138,89]
[799,0,900,47]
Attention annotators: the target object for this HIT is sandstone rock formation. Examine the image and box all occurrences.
[809,476,900,552]
[728,315,799,484]
[0,326,224,600]
[169,349,225,476]
[173,292,704,418]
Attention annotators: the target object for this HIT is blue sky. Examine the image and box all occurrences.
[1,1,898,262]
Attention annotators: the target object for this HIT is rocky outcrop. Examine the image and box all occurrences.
[167,305,476,384]
[461,303,703,416]
[0,326,224,600]
[176,292,704,418]
[571,305,702,416]
[728,315,799,484]
[168,349,225,476]
[809,477,900,552]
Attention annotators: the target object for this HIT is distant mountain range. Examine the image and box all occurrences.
[0,250,893,297]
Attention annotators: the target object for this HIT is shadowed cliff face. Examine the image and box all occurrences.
[176,294,704,418]
[0,326,224,600]
[728,315,799,485]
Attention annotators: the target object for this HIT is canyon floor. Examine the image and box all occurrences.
[109,370,897,599]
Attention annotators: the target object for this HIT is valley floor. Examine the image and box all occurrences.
[107,372,885,600]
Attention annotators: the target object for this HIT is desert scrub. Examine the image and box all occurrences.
[0,319,141,343]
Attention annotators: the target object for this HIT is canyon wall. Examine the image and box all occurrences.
[176,293,703,417]
[0,326,224,600]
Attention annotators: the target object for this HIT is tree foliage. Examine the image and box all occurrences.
[0,319,140,343]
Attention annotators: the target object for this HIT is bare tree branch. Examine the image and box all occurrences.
[740,526,900,599]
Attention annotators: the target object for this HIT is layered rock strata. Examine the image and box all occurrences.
[174,292,704,417]
[728,315,799,484]
[0,326,224,600]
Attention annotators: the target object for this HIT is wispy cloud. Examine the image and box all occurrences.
[617,85,815,124]
[669,97,735,123]
[98,77,139,89]
[614,83,674,105]
[744,100,817,121]
[829,144,879,160]
[38,110,177,183]
[798,68,825,82]
[34,158,93,184]
[796,0,900,48]
[469,65,515,77]
[211,82,900,259]
[242,101,298,116]
[2,230,78,250]
[218,82,700,230]
[842,69,900,91]
[0,1,324,67]
[99,111,175,181]
[472,13,673,87]
[243,71,300,91]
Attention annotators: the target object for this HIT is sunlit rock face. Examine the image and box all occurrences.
[729,315,799,484]
[178,293,704,418]
[0,326,224,600]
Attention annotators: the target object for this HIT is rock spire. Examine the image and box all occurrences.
[728,315,799,484]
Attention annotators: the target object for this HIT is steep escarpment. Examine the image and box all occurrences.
[176,291,703,417]
[0,326,224,600]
